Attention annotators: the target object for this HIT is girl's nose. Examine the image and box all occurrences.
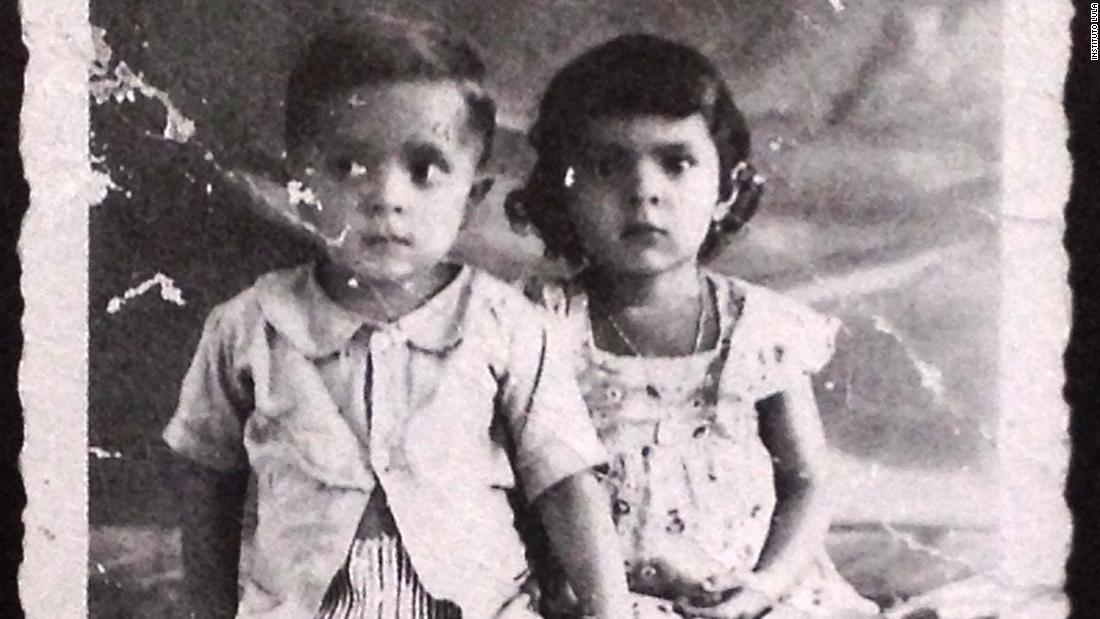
[628,161,664,208]
[628,193,660,209]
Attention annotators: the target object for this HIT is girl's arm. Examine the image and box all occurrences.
[536,472,632,619]
[176,458,249,619]
[749,375,834,598]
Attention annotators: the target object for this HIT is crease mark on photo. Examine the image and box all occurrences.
[90,26,196,144]
[106,273,187,314]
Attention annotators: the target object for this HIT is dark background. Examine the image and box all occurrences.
[87,0,1011,615]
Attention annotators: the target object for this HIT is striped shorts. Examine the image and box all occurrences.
[315,536,461,619]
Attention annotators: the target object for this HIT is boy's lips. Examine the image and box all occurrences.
[359,233,412,247]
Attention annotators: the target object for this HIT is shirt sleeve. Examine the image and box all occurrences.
[498,305,608,503]
[162,303,253,472]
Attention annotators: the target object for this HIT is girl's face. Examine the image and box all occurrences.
[292,80,486,283]
[565,114,726,275]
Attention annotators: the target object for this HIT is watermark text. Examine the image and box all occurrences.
[1091,3,1098,61]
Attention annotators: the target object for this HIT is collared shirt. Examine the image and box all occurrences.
[163,264,608,619]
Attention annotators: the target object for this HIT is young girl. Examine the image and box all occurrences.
[163,18,630,619]
[506,35,881,619]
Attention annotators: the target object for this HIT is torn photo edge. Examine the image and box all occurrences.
[16,0,1074,616]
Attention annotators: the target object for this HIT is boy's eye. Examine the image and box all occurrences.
[408,159,445,186]
[403,143,452,187]
[330,157,369,180]
[331,157,354,178]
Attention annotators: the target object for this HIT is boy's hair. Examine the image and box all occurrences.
[285,16,496,168]
[505,33,762,265]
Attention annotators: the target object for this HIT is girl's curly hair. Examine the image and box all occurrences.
[505,33,763,266]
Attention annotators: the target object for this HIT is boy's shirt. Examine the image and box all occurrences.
[163,264,607,619]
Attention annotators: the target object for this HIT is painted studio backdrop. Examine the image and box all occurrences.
[88,1,1003,616]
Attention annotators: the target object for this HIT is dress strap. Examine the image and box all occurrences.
[700,274,745,404]
[555,281,598,360]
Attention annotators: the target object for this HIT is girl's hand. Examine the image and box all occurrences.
[674,588,773,619]
[699,570,785,606]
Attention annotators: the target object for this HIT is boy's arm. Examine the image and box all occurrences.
[165,302,254,617]
[499,309,630,619]
[177,458,249,619]
[535,473,632,619]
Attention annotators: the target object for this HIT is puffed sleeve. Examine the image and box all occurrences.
[497,298,608,503]
[725,283,842,399]
[781,297,841,376]
[162,302,254,472]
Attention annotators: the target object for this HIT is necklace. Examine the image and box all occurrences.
[602,281,709,356]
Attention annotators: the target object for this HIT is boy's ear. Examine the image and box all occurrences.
[467,177,495,205]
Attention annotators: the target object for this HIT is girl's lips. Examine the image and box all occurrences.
[621,222,668,240]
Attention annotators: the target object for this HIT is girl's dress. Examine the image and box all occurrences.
[532,272,880,619]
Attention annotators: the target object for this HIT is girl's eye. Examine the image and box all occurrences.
[595,158,615,179]
[661,155,696,176]
[593,154,625,179]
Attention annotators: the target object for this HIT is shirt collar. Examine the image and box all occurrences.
[255,263,473,358]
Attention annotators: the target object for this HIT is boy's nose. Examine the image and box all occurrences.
[360,201,405,216]
[358,164,410,216]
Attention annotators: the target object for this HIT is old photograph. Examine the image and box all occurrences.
[18,1,1073,617]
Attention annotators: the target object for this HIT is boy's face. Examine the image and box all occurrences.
[292,80,486,282]
[564,114,725,275]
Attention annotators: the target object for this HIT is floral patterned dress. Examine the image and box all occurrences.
[532,272,880,619]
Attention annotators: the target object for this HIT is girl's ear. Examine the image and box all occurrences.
[713,161,751,221]
[712,193,733,222]
[468,176,495,205]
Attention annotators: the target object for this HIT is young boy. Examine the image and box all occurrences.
[164,17,628,619]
